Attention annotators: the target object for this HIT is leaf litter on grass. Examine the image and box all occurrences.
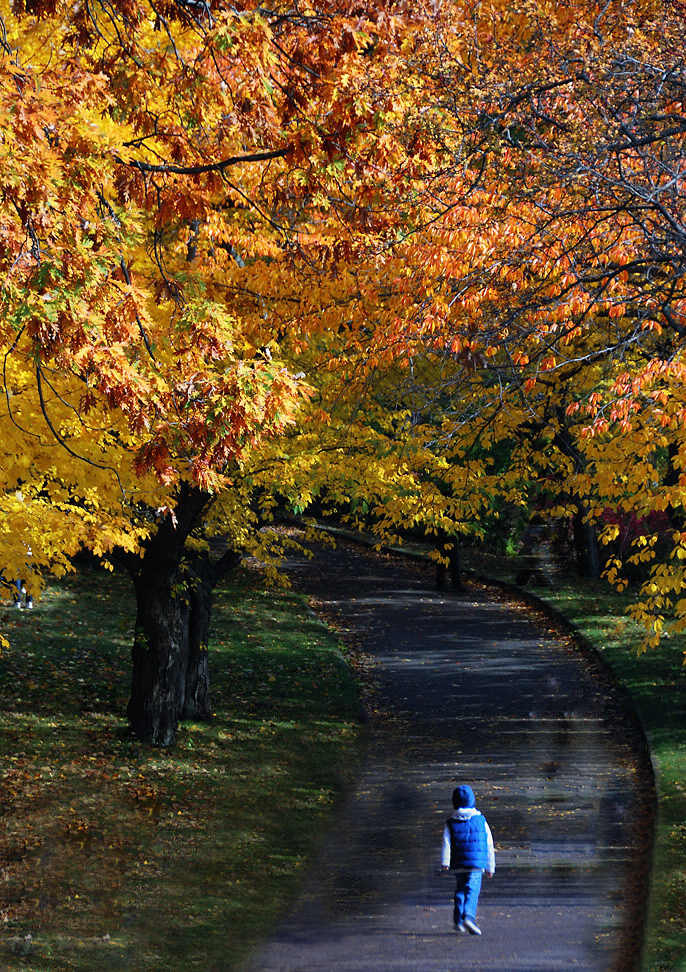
[0,566,363,970]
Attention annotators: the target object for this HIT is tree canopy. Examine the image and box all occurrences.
[393,0,686,645]
[0,0,428,579]
[1,0,685,739]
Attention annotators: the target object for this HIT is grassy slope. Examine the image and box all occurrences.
[459,548,685,972]
[0,567,362,971]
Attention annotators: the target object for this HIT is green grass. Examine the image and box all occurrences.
[0,567,363,970]
[459,547,685,972]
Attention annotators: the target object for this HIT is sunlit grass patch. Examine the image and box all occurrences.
[0,567,362,970]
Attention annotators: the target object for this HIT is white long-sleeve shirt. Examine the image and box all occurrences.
[441,807,495,874]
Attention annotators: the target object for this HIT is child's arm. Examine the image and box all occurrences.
[440,823,451,871]
[484,820,495,876]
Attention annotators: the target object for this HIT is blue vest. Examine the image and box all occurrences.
[447,813,488,869]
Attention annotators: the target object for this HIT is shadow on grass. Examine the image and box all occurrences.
[0,567,363,971]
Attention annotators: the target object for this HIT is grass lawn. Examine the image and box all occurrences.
[460,547,686,972]
[0,566,363,970]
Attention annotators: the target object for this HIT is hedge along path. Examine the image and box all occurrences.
[242,542,654,972]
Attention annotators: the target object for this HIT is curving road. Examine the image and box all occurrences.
[241,543,653,972]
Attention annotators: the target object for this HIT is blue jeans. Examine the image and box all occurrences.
[453,869,482,924]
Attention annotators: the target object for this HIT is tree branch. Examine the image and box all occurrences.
[35,363,125,493]
[116,146,290,176]
[608,124,686,153]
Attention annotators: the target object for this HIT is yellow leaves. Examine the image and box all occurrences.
[547,504,576,520]
[604,557,625,590]
[601,524,621,544]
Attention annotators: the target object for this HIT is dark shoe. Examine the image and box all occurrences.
[464,918,482,935]
[454,922,467,933]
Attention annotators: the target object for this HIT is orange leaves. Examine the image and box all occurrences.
[154,192,208,229]
[134,439,174,485]
[103,294,139,344]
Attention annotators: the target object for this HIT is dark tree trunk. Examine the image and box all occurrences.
[436,539,463,591]
[125,483,211,746]
[127,563,191,746]
[554,414,602,580]
[123,484,242,745]
[664,441,684,533]
[182,548,240,721]
[573,510,601,579]
[182,566,213,721]
[448,542,462,590]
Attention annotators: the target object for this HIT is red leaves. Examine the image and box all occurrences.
[134,439,174,485]
[21,0,58,18]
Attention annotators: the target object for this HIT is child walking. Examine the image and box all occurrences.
[441,784,495,935]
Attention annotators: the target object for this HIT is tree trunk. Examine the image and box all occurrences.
[123,484,242,745]
[554,414,601,579]
[448,541,462,590]
[124,483,212,745]
[182,568,213,721]
[127,563,191,746]
[573,510,601,579]
[436,539,463,591]
[182,548,240,720]
[127,558,215,742]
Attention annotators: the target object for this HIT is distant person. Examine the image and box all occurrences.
[13,579,32,610]
[441,784,495,935]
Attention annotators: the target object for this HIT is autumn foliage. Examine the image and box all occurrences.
[332,0,686,647]
[1,0,685,738]
[401,0,686,646]
[0,1,421,570]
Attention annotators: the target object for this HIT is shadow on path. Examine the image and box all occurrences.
[241,544,653,972]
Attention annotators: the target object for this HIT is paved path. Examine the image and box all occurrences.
[242,544,652,972]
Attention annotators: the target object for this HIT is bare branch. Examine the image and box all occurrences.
[116,146,290,176]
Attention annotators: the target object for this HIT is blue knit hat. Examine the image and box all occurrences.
[452,784,476,809]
